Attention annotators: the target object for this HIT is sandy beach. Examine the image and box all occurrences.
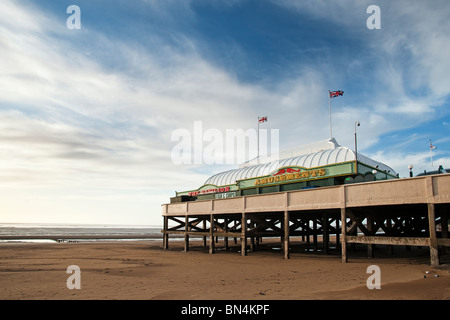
[0,240,449,301]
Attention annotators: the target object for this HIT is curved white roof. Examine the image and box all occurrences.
[204,140,396,186]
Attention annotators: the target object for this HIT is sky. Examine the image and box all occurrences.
[0,0,449,226]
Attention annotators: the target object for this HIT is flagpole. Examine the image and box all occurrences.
[430,139,434,168]
[431,147,434,168]
[328,90,332,139]
[257,117,260,162]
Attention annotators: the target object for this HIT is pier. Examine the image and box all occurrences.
[162,174,450,266]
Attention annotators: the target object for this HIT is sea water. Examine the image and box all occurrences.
[0,223,163,243]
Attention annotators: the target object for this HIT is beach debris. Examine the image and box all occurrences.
[423,270,440,278]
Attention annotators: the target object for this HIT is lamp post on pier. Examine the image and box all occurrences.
[354,121,360,174]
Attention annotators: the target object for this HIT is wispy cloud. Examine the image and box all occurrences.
[0,0,448,224]
[0,0,307,223]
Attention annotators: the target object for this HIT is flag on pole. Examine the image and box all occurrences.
[329,90,344,99]
[430,140,436,150]
[257,117,268,160]
[430,139,436,168]
[328,90,343,139]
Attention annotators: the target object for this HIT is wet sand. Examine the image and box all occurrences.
[0,240,449,300]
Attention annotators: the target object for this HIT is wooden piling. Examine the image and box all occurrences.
[184,215,189,252]
[163,216,169,250]
[209,214,215,254]
[202,219,207,247]
[284,211,290,259]
[341,208,347,263]
[241,212,247,256]
[224,218,229,251]
[428,203,439,266]
[367,216,374,258]
[323,213,329,254]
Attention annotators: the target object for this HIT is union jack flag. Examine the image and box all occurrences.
[258,116,268,123]
[430,140,436,149]
[329,90,344,99]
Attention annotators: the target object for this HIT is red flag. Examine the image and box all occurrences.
[258,116,268,123]
[329,90,344,99]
